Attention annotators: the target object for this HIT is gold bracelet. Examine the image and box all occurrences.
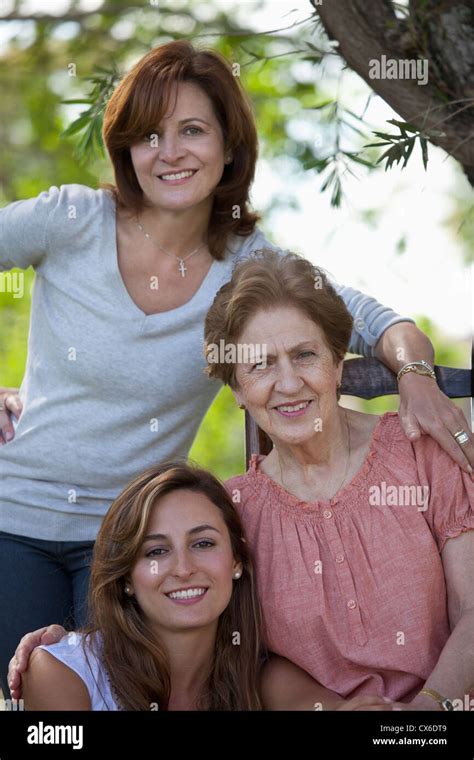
[419,688,454,711]
[397,360,436,382]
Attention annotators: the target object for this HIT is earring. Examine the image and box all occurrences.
[125,585,132,595]
[233,571,242,579]
[225,153,232,164]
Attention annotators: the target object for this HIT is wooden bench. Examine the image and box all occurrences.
[245,357,473,467]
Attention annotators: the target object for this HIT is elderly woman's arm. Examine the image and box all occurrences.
[374,321,474,475]
[408,530,474,710]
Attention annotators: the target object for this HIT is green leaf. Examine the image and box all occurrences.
[401,137,415,168]
[377,143,404,171]
[60,98,93,105]
[307,99,334,110]
[420,137,429,170]
[372,131,404,141]
[304,158,330,171]
[330,177,342,207]
[320,168,336,192]
[387,119,419,133]
[60,114,92,138]
[344,152,375,168]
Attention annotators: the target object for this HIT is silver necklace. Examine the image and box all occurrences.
[276,408,352,497]
[134,215,207,278]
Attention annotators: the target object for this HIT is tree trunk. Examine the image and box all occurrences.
[311,0,474,186]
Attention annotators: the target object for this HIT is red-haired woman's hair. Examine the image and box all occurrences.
[101,40,261,260]
[81,460,265,710]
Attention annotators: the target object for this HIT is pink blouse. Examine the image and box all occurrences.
[225,412,474,703]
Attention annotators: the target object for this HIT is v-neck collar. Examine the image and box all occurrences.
[103,190,220,323]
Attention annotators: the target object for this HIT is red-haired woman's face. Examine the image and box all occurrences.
[129,489,242,635]
[130,81,228,216]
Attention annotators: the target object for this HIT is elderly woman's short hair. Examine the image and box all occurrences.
[204,248,353,388]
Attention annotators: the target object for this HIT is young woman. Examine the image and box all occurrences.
[0,40,470,697]
[18,459,399,711]
[22,460,262,710]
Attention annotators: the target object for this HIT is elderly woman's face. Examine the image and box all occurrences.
[232,305,343,446]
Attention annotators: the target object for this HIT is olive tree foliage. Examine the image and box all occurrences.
[313,0,474,186]
[0,0,472,252]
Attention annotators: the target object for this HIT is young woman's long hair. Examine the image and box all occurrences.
[81,460,265,710]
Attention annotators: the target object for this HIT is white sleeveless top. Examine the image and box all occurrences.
[39,631,120,710]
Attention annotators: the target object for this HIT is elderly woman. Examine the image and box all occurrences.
[204,249,474,711]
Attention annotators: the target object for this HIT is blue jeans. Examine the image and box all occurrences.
[0,530,94,697]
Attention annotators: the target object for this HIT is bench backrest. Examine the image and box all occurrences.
[245,357,472,466]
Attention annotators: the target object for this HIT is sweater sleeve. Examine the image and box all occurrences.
[231,227,415,358]
[0,185,60,271]
[333,282,415,357]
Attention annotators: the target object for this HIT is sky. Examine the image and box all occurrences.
[0,0,472,347]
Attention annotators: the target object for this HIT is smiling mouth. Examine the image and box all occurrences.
[157,169,198,181]
[165,586,208,600]
[273,399,313,412]
[273,399,313,417]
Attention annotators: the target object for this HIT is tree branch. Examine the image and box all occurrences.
[0,3,159,22]
[311,0,474,185]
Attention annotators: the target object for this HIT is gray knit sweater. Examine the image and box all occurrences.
[0,184,412,540]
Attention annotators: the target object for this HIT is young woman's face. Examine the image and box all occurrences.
[130,81,228,215]
[232,305,343,447]
[130,489,242,634]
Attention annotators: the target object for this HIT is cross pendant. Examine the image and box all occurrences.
[178,259,187,277]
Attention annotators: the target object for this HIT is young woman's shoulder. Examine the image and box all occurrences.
[23,646,91,710]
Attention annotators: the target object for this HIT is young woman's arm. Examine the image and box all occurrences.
[260,654,395,711]
[260,654,340,710]
[22,648,91,711]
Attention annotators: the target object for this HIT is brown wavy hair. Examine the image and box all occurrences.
[80,460,265,710]
[100,40,261,260]
[204,248,353,390]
